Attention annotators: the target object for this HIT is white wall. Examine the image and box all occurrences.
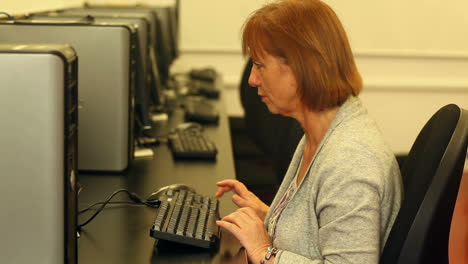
[2,0,81,14]
[173,0,468,79]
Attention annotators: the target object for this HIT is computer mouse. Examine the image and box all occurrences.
[146,184,196,202]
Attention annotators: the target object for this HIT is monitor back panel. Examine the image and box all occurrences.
[153,6,176,65]
[30,13,149,77]
[0,22,134,171]
[68,7,170,85]
[67,7,157,59]
[64,8,165,109]
[28,13,152,129]
[56,10,151,71]
[0,44,78,264]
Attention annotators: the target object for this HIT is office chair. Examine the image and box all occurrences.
[449,170,468,264]
[380,104,468,264]
[239,59,303,183]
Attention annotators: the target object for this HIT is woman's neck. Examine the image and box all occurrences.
[296,106,339,154]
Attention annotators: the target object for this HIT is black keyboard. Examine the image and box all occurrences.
[168,126,217,160]
[189,68,217,83]
[188,79,220,99]
[180,97,219,124]
[150,188,221,249]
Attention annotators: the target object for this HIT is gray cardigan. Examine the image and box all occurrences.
[265,96,403,264]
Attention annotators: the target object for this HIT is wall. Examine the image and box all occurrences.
[1,0,175,14]
[2,0,81,14]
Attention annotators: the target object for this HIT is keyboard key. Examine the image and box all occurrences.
[152,201,169,231]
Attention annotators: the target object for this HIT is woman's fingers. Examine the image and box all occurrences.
[216,207,271,264]
[216,179,237,186]
[217,210,249,237]
[215,186,233,198]
[216,180,249,197]
[215,180,238,198]
[216,180,269,220]
[238,207,258,219]
[225,208,263,229]
[231,194,249,207]
[216,220,241,238]
[221,209,249,226]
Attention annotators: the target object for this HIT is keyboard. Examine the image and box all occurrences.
[180,97,219,124]
[189,68,217,83]
[188,79,220,99]
[168,125,217,160]
[149,188,221,249]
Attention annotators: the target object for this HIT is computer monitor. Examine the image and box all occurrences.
[154,6,179,62]
[168,5,179,59]
[175,0,180,30]
[66,7,166,109]
[0,18,137,172]
[32,11,154,130]
[0,43,78,264]
[77,5,175,89]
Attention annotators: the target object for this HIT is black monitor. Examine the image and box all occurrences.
[169,5,179,59]
[153,7,178,64]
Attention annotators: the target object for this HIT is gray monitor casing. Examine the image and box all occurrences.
[62,8,165,108]
[28,13,153,129]
[67,7,158,67]
[0,43,78,264]
[0,19,136,172]
[70,6,171,85]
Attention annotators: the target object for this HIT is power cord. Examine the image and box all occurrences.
[79,201,136,214]
[78,189,160,231]
[0,12,14,20]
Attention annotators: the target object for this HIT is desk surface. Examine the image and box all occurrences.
[77,96,246,264]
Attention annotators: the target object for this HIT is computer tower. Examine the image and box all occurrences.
[0,44,78,264]
[0,18,137,172]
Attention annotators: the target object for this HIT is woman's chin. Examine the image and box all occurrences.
[265,105,279,115]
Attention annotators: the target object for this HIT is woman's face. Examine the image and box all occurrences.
[248,53,300,116]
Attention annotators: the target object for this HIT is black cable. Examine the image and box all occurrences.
[0,12,14,20]
[79,201,136,214]
[78,189,160,229]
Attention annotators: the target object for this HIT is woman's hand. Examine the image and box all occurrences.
[216,207,271,264]
[215,180,270,221]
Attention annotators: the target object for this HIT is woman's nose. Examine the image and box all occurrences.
[248,66,261,87]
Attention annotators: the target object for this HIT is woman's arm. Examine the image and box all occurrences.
[274,148,389,264]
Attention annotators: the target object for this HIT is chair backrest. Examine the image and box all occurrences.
[449,170,468,264]
[380,104,468,264]
[239,59,303,181]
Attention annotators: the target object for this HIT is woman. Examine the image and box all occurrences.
[215,0,403,263]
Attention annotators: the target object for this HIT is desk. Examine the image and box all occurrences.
[77,96,246,263]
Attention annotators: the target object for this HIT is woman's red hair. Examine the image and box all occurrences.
[242,0,362,110]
